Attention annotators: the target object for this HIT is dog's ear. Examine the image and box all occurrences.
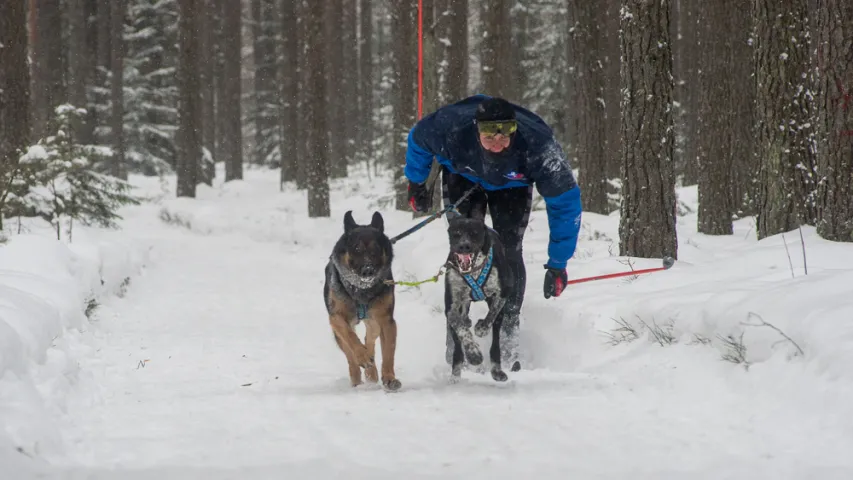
[370,211,384,233]
[344,210,358,233]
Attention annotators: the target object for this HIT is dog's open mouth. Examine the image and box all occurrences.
[455,253,475,273]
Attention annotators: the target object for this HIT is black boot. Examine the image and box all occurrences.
[500,309,521,371]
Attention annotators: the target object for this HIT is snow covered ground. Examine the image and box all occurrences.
[2,164,853,479]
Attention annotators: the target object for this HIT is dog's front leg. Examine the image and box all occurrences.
[369,293,402,391]
[474,295,506,338]
[447,295,483,368]
[329,313,374,369]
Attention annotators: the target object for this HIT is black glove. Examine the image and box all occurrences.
[407,181,431,212]
[543,265,568,299]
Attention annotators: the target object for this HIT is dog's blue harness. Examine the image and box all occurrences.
[356,303,368,320]
[462,247,494,302]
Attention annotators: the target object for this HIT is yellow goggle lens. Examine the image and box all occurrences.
[477,120,517,136]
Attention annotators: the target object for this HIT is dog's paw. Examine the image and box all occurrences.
[365,365,379,383]
[353,346,375,368]
[474,319,491,337]
[491,368,508,382]
[383,378,402,391]
[450,364,463,381]
[464,346,483,366]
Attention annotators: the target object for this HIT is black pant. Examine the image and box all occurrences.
[442,167,531,365]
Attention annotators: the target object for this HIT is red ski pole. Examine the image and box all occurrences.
[566,256,675,286]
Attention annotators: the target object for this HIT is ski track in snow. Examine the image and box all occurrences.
[7,169,853,479]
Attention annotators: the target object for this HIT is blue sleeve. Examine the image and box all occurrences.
[403,127,434,184]
[543,186,582,270]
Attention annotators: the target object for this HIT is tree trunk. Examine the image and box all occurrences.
[0,0,31,228]
[0,0,31,152]
[177,0,202,197]
[251,0,262,165]
[696,0,733,234]
[96,0,111,143]
[481,1,514,100]
[342,0,359,162]
[569,0,609,214]
[392,0,417,210]
[443,0,469,103]
[325,0,347,178]
[222,0,244,181]
[415,0,443,218]
[280,0,298,185]
[814,0,853,241]
[83,0,100,146]
[67,0,93,143]
[213,0,226,174]
[511,0,529,101]
[753,0,815,239]
[253,0,279,167]
[357,0,374,164]
[619,0,678,260]
[307,0,330,217]
[110,0,127,180]
[199,0,216,185]
[31,0,66,139]
[603,0,622,182]
[296,0,310,189]
[674,0,700,186]
[730,2,757,217]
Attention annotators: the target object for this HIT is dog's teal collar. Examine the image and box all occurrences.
[462,246,493,302]
[356,303,368,320]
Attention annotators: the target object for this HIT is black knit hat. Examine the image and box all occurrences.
[475,97,516,122]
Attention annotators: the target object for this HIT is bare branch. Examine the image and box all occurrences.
[717,331,749,367]
[600,316,641,345]
[741,312,804,356]
[781,233,795,278]
[635,315,676,346]
[798,226,808,275]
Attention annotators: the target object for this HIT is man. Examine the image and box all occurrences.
[404,94,582,371]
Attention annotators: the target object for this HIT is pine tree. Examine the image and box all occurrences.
[12,106,139,240]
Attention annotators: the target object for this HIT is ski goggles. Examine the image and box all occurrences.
[476,119,518,137]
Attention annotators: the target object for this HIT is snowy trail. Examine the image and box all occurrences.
[42,198,852,479]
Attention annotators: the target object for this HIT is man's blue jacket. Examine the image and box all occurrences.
[404,94,582,270]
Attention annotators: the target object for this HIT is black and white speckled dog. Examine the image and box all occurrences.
[444,213,516,382]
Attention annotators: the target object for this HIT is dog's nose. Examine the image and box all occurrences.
[361,265,375,276]
[457,243,472,253]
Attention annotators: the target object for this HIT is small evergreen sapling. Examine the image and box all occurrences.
[14,105,140,240]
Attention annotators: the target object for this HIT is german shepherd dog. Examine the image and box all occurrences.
[445,213,515,382]
[324,211,401,391]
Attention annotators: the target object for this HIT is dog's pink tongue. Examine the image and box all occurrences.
[457,253,473,269]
